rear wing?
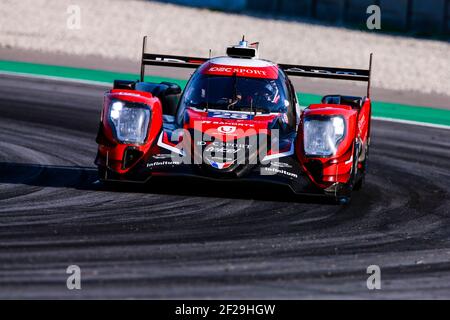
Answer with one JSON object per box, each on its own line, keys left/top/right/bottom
{"left": 279, "top": 53, "right": 373, "bottom": 97}
{"left": 140, "top": 36, "right": 208, "bottom": 82}
{"left": 139, "top": 36, "right": 373, "bottom": 97}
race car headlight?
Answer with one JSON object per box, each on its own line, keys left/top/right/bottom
{"left": 109, "top": 101, "right": 150, "bottom": 144}
{"left": 303, "top": 116, "right": 345, "bottom": 156}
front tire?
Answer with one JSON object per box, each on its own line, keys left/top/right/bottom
{"left": 334, "top": 141, "right": 360, "bottom": 204}
{"left": 354, "top": 141, "right": 369, "bottom": 191}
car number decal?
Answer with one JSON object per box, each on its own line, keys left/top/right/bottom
{"left": 208, "top": 111, "right": 254, "bottom": 120}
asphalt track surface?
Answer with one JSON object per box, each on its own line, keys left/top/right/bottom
{"left": 0, "top": 74, "right": 449, "bottom": 299}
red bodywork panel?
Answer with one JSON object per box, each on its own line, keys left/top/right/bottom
{"left": 296, "top": 99, "right": 371, "bottom": 188}
{"left": 97, "top": 88, "right": 371, "bottom": 189}
{"left": 97, "top": 89, "right": 163, "bottom": 174}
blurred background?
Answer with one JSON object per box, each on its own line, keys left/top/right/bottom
{"left": 160, "top": 0, "right": 450, "bottom": 36}
{"left": 0, "top": 0, "right": 449, "bottom": 99}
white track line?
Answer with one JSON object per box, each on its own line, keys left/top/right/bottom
{"left": 0, "top": 70, "right": 111, "bottom": 87}
{"left": 2, "top": 70, "right": 449, "bottom": 130}
{"left": 372, "top": 117, "right": 450, "bottom": 130}
{"left": 297, "top": 106, "right": 450, "bottom": 130}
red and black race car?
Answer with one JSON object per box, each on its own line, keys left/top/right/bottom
{"left": 95, "top": 36, "right": 373, "bottom": 203}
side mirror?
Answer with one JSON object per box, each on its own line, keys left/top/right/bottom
{"left": 113, "top": 80, "right": 136, "bottom": 90}
{"left": 322, "top": 95, "right": 341, "bottom": 105}
{"left": 161, "top": 82, "right": 182, "bottom": 95}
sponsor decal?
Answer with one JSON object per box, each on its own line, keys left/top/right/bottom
{"left": 200, "top": 140, "right": 251, "bottom": 168}
{"left": 154, "top": 57, "right": 205, "bottom": 64}
{"left": 208, "top": 66, "right": 267, "bottom": 76}
{"left": 152, "top": 154, "right": 172, "bottom": 160}
{"left": 155, "top": 57, "right": 186, "bottom": 63}
{"left": 284, "top": 67, "right": 358, "bottom": 76}
{"left": 201, "top": 120, "right": 255, "bottom": 128}
{"left": 269, "top": 161, "right": 292, "bottom": 168}
{"left": 209, "top": 155, "right": 235, "bottom": 162}
{"left": 358, "top": 114, "right": 366, "bottom": 129}
{"left": 205, "top": 146, "right": 240, "bottom": 154}
{"left": 147, "top": 161, "right": 181, "bottom": 168}
{"left": 217, "top": 126, "right": 237, "bottom": 134}
{"left": 203, "top": 63, "right": 279, "bottom": 79}
{"left": 199, "top": 141, "right": 251, "bottom": 155}
{"left": 208, "top": 111, "right": 254, "bottom": 120}
{"left": 159, "top": 124, "right": 290, "bottom": 170}
{"left": 113, "top": 91, "right": 144, "bottom": 98}
{"left": 196, "top": 141, "right": 251, "bottom": 149}
{"left": 206, "top": 159, "right": 236, "bottom": 170}
{"left": 262, "top": 167, "right": 298, "bottom": 178}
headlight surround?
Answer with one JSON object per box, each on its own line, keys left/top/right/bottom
{"left": 303, "top": 116, "right": 345, "bottom": 156}
{"left": 109, "top": 100, "right": 151, "bottom": 144}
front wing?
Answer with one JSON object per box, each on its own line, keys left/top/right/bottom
{"left": 97, "top": 152, "right": 327, "bottom": 196}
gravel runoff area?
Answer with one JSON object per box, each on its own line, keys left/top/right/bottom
{"left": 0, "top": 0, "right": 449, "bottom": 96}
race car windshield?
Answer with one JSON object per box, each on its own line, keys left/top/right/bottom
{"left": 181, "top": 73, "right": 289, "bottom": 114}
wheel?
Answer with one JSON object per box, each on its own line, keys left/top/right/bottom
{"left": 354, "top": 141, "right": 369, "bottom": 191}
{"left": 349, "top": 141, "right": 360, "bottom": 189}
{"left": 353, "top": 174, "right": 365, "bottom": 191}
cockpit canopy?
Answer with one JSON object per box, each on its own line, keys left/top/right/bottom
{"left": 180, "top": 70, "right": 290, "bottom": 114}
